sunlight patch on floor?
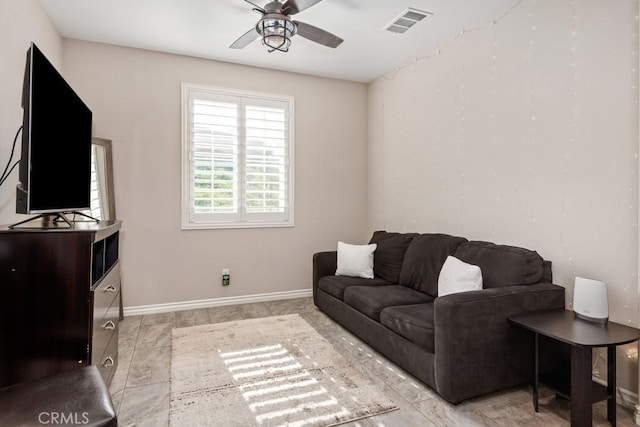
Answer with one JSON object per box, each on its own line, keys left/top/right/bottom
{"left": 219, "top": 342, "right": 349, "bottom": 426}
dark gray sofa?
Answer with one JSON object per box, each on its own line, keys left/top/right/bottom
{"left": 313, "top": 231, "right": 565, "bottom": 403}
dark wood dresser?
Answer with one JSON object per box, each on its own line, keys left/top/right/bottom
{"left": 0, "top": 220, "right": 121, "bottom": 388}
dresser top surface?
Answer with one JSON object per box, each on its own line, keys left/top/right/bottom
{"left": 0, "top": 220, "right": 121, "bottom": 235}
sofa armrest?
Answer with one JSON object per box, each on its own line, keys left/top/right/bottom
{"left": 434, "top": 282, "right": 565, "bottom": 403}
{"left": 313, "top": 251, "right": 337, "bottom": 303}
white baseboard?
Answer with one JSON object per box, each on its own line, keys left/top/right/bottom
{"left": 123, "top": 288, "right": 313, "bottom": 317}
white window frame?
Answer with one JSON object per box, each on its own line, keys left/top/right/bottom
{"left": 181, "top": 83, "right": 294, "bottom": 229}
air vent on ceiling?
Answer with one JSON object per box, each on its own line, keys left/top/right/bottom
{"left": 384, "top": 8, "right": 433, "bottom": 34}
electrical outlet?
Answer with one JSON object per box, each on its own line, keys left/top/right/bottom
{"left": 222, "top": 269, "right": 230, "bottom": 286}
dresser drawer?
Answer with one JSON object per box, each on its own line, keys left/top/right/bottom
{"left": 93, "top": 262, "right": 120, "bottom": 321}
{"left": 91, "top": 296, "right": 119, "bottom": 366}
{"left": 96, "top": 331, "right": 118, "bottom": 385}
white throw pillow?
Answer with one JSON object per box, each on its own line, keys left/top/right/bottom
{"left": 335, "top": 241, "right": 377, "bottom": 279}
{"left": 438, "top": 255, "right": 483, "bottom": 297}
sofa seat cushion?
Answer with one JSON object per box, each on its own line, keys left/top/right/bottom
{"left": 343, "top": 285, "right": 433, "bottom": 321}
{"left": 318, "top": 275, "right": 393, "bottom": 301}
{"left": 380, "top": 303, "right": 435, "bottom": 353}
{"left": 454, "top": 241, "right": 544, "bottom": 288}
{"left": 399, "top": 233, "right": 467, "bottom": 297}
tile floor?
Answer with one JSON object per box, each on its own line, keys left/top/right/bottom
{"left": 110, "top": 297, "right": 637, "bottom": 426}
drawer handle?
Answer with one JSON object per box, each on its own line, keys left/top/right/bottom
{"left": 102, "top": 320, "right": 116, "bottom": 330}
{"left": 104, "top": 285, "right": 117, "bottom": 293}
{"left": 102, "top": 356, "right": 114, "bottom": 368}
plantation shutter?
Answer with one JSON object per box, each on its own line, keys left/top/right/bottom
{"left": 188, "top": 90, "right": 240, "bottom": 223}
{"left": 184, "top": 85, "right": 292, "bottom": 227}
{"left": 243, "top": 98, "right": 289, "bottom": 222}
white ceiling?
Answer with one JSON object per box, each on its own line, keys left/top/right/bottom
{"left": 38, "top": 0, "right": 513, "bottom": 83}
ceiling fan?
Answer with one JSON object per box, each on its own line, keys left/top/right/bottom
{"left": 230, "top": 0, "right": 344, "bottom": 53}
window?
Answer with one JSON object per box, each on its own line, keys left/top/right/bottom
{"left": 182, "top": 83, "right": 294, "bottom": 229}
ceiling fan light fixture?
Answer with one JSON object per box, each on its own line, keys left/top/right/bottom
{"left": 230, "top": 0, "right": 342, "bottom": 51}
{"left": 256, "top": 15, "right": 297, "bottom": 52}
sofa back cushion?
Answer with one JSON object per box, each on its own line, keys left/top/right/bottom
{"left": 368, "top": 231, "right": 417, "bottom": 282}
{"left": 454, "top": 241, "right": 544, "bottom": 288}
{"left": 398, "top": 234, "right": 467, "bottom": 297}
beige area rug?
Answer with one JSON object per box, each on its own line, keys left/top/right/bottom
{"left": 170, "top": 314, "right": 398, "bottom": 427}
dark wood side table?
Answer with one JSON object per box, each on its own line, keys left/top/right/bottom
{"left": 510, "top": 309, "right": 640, "bottom": 427}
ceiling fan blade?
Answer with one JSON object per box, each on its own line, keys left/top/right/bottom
{"left": 294, "top": 21, "right": 343, "bottom": 48}
{"left": 244, "top": 0, "right": 266, "bottom": 13}
{"left": 230, "top": 28, "right": 260, "bottom": 49}
{"left": 282, "top": 0, "right": 323, "bottom": 15}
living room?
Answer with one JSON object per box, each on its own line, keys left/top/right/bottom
{"left": 1, "top": 0, "right": 639, "bottom": 425}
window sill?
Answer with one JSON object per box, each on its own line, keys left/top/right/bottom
{"left": 181, "top": 221, "right": 295, "bottom": 230}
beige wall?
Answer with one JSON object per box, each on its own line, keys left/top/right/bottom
{"left": 0, "top": 0, "right": 62, "bottom": 223}
{"left": 61, "top": 40, "right": 369, "bottom": 308}
{"left": 369, "top": 0, "right": 639, "bottom": 392}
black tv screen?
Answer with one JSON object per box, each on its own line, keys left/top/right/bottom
{"left": 16, "top": 42, "right": 92, "bottom": 214}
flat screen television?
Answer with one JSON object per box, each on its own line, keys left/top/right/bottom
{"left": 16, "top": 42, "right": 92, "bottom": 215}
